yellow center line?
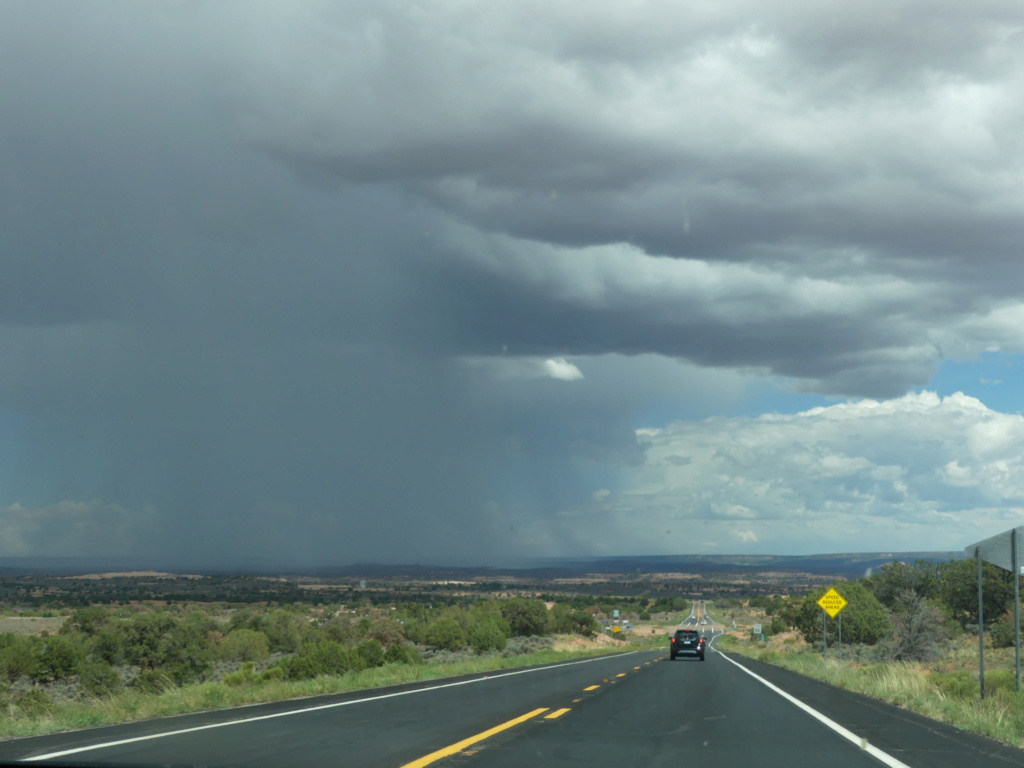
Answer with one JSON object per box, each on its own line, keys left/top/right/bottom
{"left": 544, "top": 708, "right": 571, "bottom": 720}
{"left": 583, "top": 685, "right": 600, "bottom": 691}
{"left": 399, "top": 708, "right": 549, "bottom": 768}
{"left": 633, "top": 666, "right": 641, "bottom": 670}
{"left": 615, "top": 673, "right": 626, "bottom": 678}
{"left": 572, "top": 698, "right": 582, "bottom": 703}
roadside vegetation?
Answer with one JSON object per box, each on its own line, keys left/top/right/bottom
{"left": 0, "top": 596, "right": 662, "bottom": 740}
{"left": 720, "top": 559, "right": 1024, "bottom": 748}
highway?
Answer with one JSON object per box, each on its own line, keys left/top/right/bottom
{"left": 3, "top": 627, "right": 1023, "bottom": 766}
{"left": 681, "top": 598, "right": 712, "bottom": 627}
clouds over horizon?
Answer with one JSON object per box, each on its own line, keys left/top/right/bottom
{"left": 596, "top": 391, "right": 1024, "bottom": 554}
{"left": 3, "top": 2, "right": 1024, "bottom": 564}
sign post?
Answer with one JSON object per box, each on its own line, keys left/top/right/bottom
{"left": 816, "top": 587, "right": 848, "bottom": 660}
{"left": 978, "top": 546, "right": 985, "bottom": 700}
{"left": 965, "top": 526, "right": 1024, "bottom": 696}
{"left": 1014, "top": 534, "right": 1021, "bottom": 694}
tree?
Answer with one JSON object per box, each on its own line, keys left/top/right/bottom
{"left": 0, "top": 634, "right": 39, "bottom": 683}
{"left": 31, "top": 633, "right": 85, "bottom": 683}
{"left": 937, "top": 558, "right": 1014, "bottom": 628}
{"left": 550, "top": 604, "right": 598, "bottom": 637}
{"left": 122, "top": 612, "right": 213, "bottom": 684}
{"left": 468, "top": 618, "right": 508, "bottom": 653}
{"left": 219, "top": 629, "right": 270, "bottom": 662}
{"left": 880, "top": 591, "right": 948, "bottom": 661}
{"left": 426, "top": 617, "right": 468, "bottom": 651}
{"left": 61, "top": 607, "right": 113, "bottom": 636}
{"left": 324, "top": 615, "right": 362, "bottom": 645}
{"left": 123, "top": 613, "right": 178, "bottom": 670}
{"left": 92, "top": 626, "right": 127, "bottom": 665}
{"left": 263, "top": 610, "right": 307, "bottom": 653}
{"left": 864, "top": 561, "right": 940, "bottom": 609}
{"left": 792, "top": 582, "right": 890, "bottom": 645}
{"left": 356, "top": 640, "right": 385, "bottom": 668}
{"left": 367, "top": 617, "right": 406, "bottom": 648}
{"left": 500, "top": 599, "right": 551, "bottom": 637}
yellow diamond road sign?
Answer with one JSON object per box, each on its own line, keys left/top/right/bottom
{"left": 817, "top": 587, "right": 848, "bottom": 618}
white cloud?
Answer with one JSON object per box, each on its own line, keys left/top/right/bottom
{"left": 614, "top": 391, "right": 1024, "bottom": 552}
{"left": 543, "top": 357, "right": 584, "bottom": 381}
{"left": 543, "top": 391, "right": 1024, "bottom": 554}
{"left": 458, "top": 355, "right": 583, "bottom": 381}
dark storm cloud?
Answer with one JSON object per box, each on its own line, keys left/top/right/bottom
{"left": 215, "top": 0, "right": 1024, "bottom": 396}
{"left": 3, "top": 1, "right": 1024, "bottom": 564}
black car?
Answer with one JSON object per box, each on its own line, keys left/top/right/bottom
{"left": 670, "top": 629, "right": 705, "bottom": 661}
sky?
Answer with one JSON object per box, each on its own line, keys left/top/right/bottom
{"left": 2, "top": 1, "right": 1024, "bottom": 567}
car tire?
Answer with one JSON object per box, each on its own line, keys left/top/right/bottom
{"left": 670, "top": 654, "right": 676, "bottom": 660}
{"left": 699, "top": 654, "right": 705, "bottom": 661}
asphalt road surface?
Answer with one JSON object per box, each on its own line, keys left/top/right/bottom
{"left": 3, "top": 638, "right": 1023, "bottom": 768}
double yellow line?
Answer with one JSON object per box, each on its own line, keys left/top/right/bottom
{"left": 400, "top": 661, "right": 650, "bottom": 767}
{"left": 400, "top": 707, "right": 554, "bottom": 768}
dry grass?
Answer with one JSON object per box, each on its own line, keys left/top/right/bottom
{"left": 0, "top": 618, "right": 65, "bottom": 636}
{"left": 721, "top": 632, "right": 1024, "bottom": 748}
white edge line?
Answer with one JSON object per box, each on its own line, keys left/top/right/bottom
{"left": 708, "top": 636, "right": 910, "bottom": 768}
{"left": 23, "top": 652, "right": 638, "bottom": 762}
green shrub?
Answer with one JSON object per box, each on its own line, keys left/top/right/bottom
{"left": 0, "top": 635, "right": 39, "bottom": 683}
{"left": 223, "top": 671, "right": 246, "bottom": 687}
{"left": 426, "top": 618, "right": 468, "bottom": 651}
{"left": 78, "top": 660, "right": 121, "bottom": 696}
{"left": 367, "top": 617, "right": 407, "bottom": 647}
{"left": 468, "top": 619, "right": 508, "bottom": 653}
{"left": 502, "top": 636, "right": 553, "bottom": 657}
{"left": 92, "top": 628, "right": 126, "bottom": 665}
{"left": 34, "top": 634, "right": 85, "bottom": 682}
{"left": 356, "top": 640, "right": 385, "bottom": 668}
{"left": 988, "top": 612, "right": 1021, "bottom": 649}
{"left": 792, "top": 582, "right": 890, "bottom": 645}
{"left": 400, "top": 619, "right": 428, "bottom": 645}
{"left": 16, "top": 689, "right": 51, "bottom": 716}
{"left": 134, "top": 669, "right": 176, "bottom": 693}
{"left": 263, "top": 610, "right": 307, "bottom": 653}
{"left": 61, "top": 607, "right": 113, "bottom": 636}
{"left": 548, "top": 605, "right": 597, "bottom": 637}
{"left": 384, "top": 644, "right": 423, "bottom": 665}
{"left": 220, "top": 629, "right": 270, "bottom": 662}
{"left": 984, "top": 669, "right": 1017, "bottom": 694}
{"left": 929, "top": 670, "right": 977, "bottom": 700}
{"left": 224, "top": 662, "right": 259, "bottom": 687}
{"left": 280, "top": 641, "right": 359, "bottom": 680}
{"left": 260, "top": 666, "right": 285, "bottom": 682}
{"left": 500, "top": 599, "right": 551, "bottom": 637}
{"left": 324, "top": 616, "right": 362, "bottom": 645}
{"left": 123, "top": 613, "right": 213, "bottom": 684}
